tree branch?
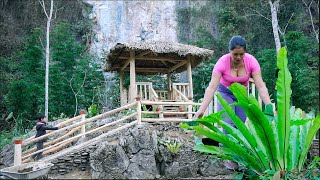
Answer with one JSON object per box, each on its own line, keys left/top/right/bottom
{"left": 301, "top": 0, "right": 319, "bottom": 43}
{"left": 244, "top": 7, "right": 272, "bottom": 21}
{"left": 38, "top": 0, "right": 48, "bottom": 18}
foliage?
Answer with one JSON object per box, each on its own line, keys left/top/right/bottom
{"left": 180, "top": 47, "right": 320, "bottom": 177}
{"left": 158, "top": 138, "right": 183, "bottom": 155}
{"left": 1, "top": 22, "right": 105, "bottom": 141}
{"left": 179, "top": 1, "right": 319, "bottom": 114}
{"left": 88, "top": 104, "right": 98, "bottom": 118}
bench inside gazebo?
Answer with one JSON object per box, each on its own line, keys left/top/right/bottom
{"left": 104, "top": 41, "right": 215, "bottom": 120}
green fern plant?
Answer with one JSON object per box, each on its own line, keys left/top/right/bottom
{"left": 180, "top": 47, "right": 320, "bottom": 177}
{"left": 159, "top": 138, "right": 183, "bottom": 155}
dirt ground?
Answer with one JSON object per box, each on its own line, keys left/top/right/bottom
{"left": 49, "top": 170, "right": 91, "bottom": 179}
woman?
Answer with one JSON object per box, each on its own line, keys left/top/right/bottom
{"left": 195, "top": 36, "right": 272, "bottom": 169}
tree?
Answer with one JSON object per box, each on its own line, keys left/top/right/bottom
{"left": 39, "top": 0, "right": 53, "bottom": 118}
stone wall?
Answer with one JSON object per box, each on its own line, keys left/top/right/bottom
{"left": 49, "top": 144, "right": 97, "bottom": 175}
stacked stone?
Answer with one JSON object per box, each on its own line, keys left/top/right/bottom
{"left": 49, "top": 144, "right": 97, "bottom": 175}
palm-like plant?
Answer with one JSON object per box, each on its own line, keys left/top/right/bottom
{"left": 180, "top": 47, "right": 320, "bottom": 177}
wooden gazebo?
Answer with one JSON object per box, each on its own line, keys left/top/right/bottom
{"left": 103, "top": 41, "right": 215, "bottom": 106}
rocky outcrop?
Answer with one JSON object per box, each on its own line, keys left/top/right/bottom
{"left": 0, "top": 144, "right": 14, "bottom": 166}
{"left": 90, "top": 124, "right": 158, "bottom": 179}
{"left": 89, "top": 123, "right": 229, "bottom": 179}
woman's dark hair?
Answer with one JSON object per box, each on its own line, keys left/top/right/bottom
{"left": 36, "top": 114, "right": 46, "bottom": 121}
{"left": 229, "top": 35, "right": 246, "bottom": 50}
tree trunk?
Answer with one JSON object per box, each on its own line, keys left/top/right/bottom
{"left": 269, "top": 0, "right": 281, "bottom": 54}
{"left": 44, "top": 0, "right": 53, "bottom": 118}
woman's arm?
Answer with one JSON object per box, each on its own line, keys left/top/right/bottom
{"left": 195, "top": 73, "right": 221, "bottom": 118}
{"left": 252, "top": 71, "right": 272, "bottom": 105}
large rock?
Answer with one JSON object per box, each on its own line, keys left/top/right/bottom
{"left": 0, "top": 144, "right": 13, "bottom": 166}
{"left": 89, "top": 123, "right": 230, "bottom": 179}
{"left": 198, "top": 157, "right": 229, "bottom": 177}
{"left": 90, "top": 123, "right": 159, "bottom": 179}
{"left": 158, "top": 143, "right": 203, "bottom": 178}
{"left": 90, "top": 143, "right": 129, "bottom": 179}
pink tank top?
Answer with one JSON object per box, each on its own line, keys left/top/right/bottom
{"left": 212, "top": 53, "right": 260, "bottom": 87}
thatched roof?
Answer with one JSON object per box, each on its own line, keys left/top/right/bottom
{"left": 103, "top": 41, "right": 214, "bottom": 74}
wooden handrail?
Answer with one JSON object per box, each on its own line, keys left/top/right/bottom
{"left": 141, "top": 100, "right": 201, "bottom": 106}
{"left": 173, "top": 87, "right": 189, "bottom": 101}
{"left": 22, "top": 112, "right": 137, "bottom": 159}
{"left": 172, "top": 83, "right": 189, "bottom": 86}
{"left": 22, "top": 126, "right": 81, "bottom": 156}
{"left": 23, "top": 115, "right": 82, "bottom": 143}
{"left": 150, "top": 87, "right": 159, "bottom": 100}
{"left": 22, "top": 102, "right": 137, "bottom": 147}
{"left": 142, "top": 118, "right": 192, "bottom": 122}
{"left": 41, "top": 120, "right": 138, "bottom": 162}
{"left": 142, "top": 111, "right": 196, "bottom": 115}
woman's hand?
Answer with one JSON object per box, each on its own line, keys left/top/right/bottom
{"left": 194, "top": 110, "right": 204, "bottom": 119}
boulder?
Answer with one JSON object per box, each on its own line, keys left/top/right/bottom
{"left": 90, "top": 143, "right": 129, "bottom": 179}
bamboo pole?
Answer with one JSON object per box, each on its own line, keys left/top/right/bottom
{"left": 187, "top": 55, "right": 193, "bottom": 99}
{"left": 214, "top": 93, "right": 218, "bottom": 113}
{"left": 137, "top": 101, "right": 142, "bottom": 124}
{"left": 167, "top": 72, "right": 171, "bottom": 99}
{"left": 80, "top": 110, "right": 86, "bottom": 135}
{"left": 129, "top": 50, "right": 136, "bottom": 102}
{"left": 120, "top": 70, "right": 124, "bottom": 106}
{"left": 43, "top": 137, "right": 78, "bottom": 155}
{"left": 23, "top": 113, "right": 137, "bottom": 160}
{"left": 23, "top": 115, "right": 82, "bottom": 143}
{"left": 159, "top": 105, "right": 164, "bottom": 118}
{"left": 42, "top": 120, "right": 138, "bottom": 163}
{"left": 172, "top": 87, "right": 189, "bottom": 101}
{"left": 142, "top": 111, "right": 196, "bottom": 115}
{"left": 22, "top": 102, "right": 137, "bottom": 147}
{"left": 142, "top": 118, "right": 192, "bottom": 122}
{"left": 141, "top": 100, "right": 201, "bottom": 106}
{"left": 14, "top": 140, "right": 22, "bottom": 166}
{"left": 23, "top": 126, "right": 81, "bottom": 156}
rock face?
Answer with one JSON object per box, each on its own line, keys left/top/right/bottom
{"left": 89, "top": 123, "right": 229, "bottom": 179}
{"left": 0, "top": 144, "right": 14, "bottom": 166}
{"left": 90, "top": 124, "right": 158, "bottom": 179}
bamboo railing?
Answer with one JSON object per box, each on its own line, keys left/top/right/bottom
{"left": 172, "top": 83, "right": 190, "bottom": 99}
{"left": 15, "top": 102, "right": 138, "bottom": 165}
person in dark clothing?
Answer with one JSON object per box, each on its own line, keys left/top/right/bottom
{"left": 32, "top": 114, "right": 59, "bottom": 160}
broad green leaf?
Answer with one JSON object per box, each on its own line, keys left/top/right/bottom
{"left": 193, "top": 126, "right": 263, "bottom": 172}
{"left": 287, "top": 108, "right": 302, "bottom": 171}
{"left": 299, "top": 119, "right": 312, "bottom": 161}
{"left": 243, "top": 103, "right": 279, "bottom": 170}
{"left": 229, "top": 83, "right": 261, "bottom": 110}
{"left": 179, "top": 123, "right": 191, "bottom": 129}
{"left": 290, "top": 119, "right": 314, "bottom": 126}
{"left": 286, "top": 122, "right": 300, "bottom": 171}
{"left": 298, "top": 115, "right": 320, "bottom": 171}
{"left": 216, "top": 93, "right": 257, "bottom": 148}
{"left": 276, "top": 47, "right": 292, "bottom": 169}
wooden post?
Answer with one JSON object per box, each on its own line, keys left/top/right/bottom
{"left": 167, "top": 72, "right": 172, "bottom": 99}
{"left": 214, "top": 93, "right": 218, "bottom": 113}
{"left": 129, "top": 51, "right": 136, "bottom": 102}
{"left": 187, "top": 55, "right": 193, "bottom": 99}
{"left": 120, "top": 71, "right": 124, "bottom": 106}
{"left": 187, "top": 97, "right": 193, "bottom": 119}
{"left": 136, "top": 98, "right": 142, "bottom": 124}
{"left": 159, "top": 105, "right": 164, "bottom": 119}
{"left": 79, "top": 110, "right": 86, "bottom": 135}
{"left": 14, "top": 139, "right": 22, "bottom": 166}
